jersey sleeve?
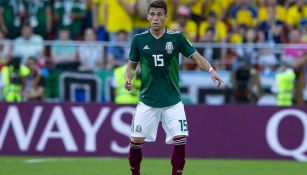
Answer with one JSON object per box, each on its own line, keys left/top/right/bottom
{"left": 179, "top": 33, "right": 196, "bottom": 58}
{"left": 129, "top": 36, "right": 140, "bottom": 62}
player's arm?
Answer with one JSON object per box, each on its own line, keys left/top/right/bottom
{"left": 118, "top": 0, "right": 135, "bottom": 15}
{"left": 125, "top": 61, "right": 138, "bottom": 91}
{"left": 126, "top": 35, "right": 139, "bottom": 91}
{"left": 190, "top": 52, "right": 224, "bottom": 87}
{"left": 292, "top": 54, "right": 307, "bottom": 69}
{"left": 92, "top": 1, "right": 99, "bottom": 30}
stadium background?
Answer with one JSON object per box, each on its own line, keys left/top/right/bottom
{"left": 0, "top": 0, "right": 307, "bottom": 174}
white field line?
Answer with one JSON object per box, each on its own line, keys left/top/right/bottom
{"left": 25, "top": 158, "right": 59, "bottom": 164}
{"left": 24, "top": 157, "right": 118, "bottom": 164}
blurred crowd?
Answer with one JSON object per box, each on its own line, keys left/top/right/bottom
{"left": 0, "top": 0, "right": 306, "bottom": 104}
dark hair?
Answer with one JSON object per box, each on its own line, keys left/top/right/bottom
{"left": 206, "top": 27, "right": 215, "bottom": 33}
{"left": 22, "top": 19, "right": 33, "bottom": 28}
{"left": 117, "top": 30, "right": 128, "bottom": 35}
{"left": 148, "top": 0, "right": 167, "bottom": 15}
{"left": 8, "top": 56, "right": 21, "bottom": 69}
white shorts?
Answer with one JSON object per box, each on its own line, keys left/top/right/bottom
{"left": 130, "top": 101, "right": 189, "bottom": 144}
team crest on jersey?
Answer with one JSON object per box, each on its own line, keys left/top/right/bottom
{"left": 135, "top": 125, "right": 142, "bottom": 132}
{"left": 165, "top": 42, "right": 173, "bottom": 54}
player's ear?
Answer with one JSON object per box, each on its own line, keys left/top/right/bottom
{"left": 147, "top": 14, "right": 150, "bottom": 21}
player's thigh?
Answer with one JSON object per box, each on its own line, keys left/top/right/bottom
{"left": 131, "top": 102, "right": 161, "bottom": 139}
{"left": 162, "top": 102, "right": 188, "bottom": 137}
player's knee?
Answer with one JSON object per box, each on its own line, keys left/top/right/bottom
{"left": 130, "top": 137, "right": 145, "bottom": 144}
{"left": 173, "top": 135, "right": 187, "bottom": 145}
{"left": 130, "top": 137, "right": 145, "bottom": 150}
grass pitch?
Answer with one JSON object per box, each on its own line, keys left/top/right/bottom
{"left": 0, "top": 156, "right": 306, "bottom": 175}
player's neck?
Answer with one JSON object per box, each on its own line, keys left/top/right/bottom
{"left": 150, "top": 27, "right": 165, "bottom": 39}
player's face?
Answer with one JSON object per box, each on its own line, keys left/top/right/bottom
{"left": 147, "top": 8, "right": 167, "bottom": 31}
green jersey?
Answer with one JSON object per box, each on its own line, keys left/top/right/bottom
{"left": 24, "top": 0, "right": 51, "bottom": 37}
{"left": 0, "top": 0, "right": 23, "bottom": 39}
{"left": 129, "top": 29, "right": 196, "bottom": 108}
{"left": 53, "top": 0, "right": 86, "bottom": 37}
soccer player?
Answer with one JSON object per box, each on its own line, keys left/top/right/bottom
{"left": 125, "top": 1, "right": 223, "bottom": 175}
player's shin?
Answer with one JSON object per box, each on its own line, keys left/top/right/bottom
{"left": 171, "top": 136, "right": 187, "bottom": 175}
{"left": 129, "top": 141, "right": 143, "bottom": 175}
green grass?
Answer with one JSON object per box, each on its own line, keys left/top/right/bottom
{"left": 0, "top": 156, "right": 306, "bottom": 175}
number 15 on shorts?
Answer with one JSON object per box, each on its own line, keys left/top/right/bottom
{"left": 178, "top": 120, "right": 188, "bottom": 131}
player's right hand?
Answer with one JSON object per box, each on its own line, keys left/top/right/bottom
{"left": 125, "top": 80, "right": 133, "bottom": 91}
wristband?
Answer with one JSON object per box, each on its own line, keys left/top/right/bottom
{"left": 208, "top": 67, "right": 214, "bottom": 73}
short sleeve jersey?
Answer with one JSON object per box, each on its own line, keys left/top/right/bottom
{"left": 0, "top": 0, "right": 23, "bottom": 38}
{"left": 230, "top": 5, "right": 258, "bottom": 27}
{"left": 199, "top": 20, "right": 227, "bottom": 42}
{"left": 24, "top": 0, "right": 51, "bottom": 36}
{"left": 53, "top": 0, "right": 86, "bottom": 36}
{"left": 104, "top": 0, "right": 134, "bottom": 32}
{"left": 92, "top": 0, "right": 105, "bottom": 25}
{"left": 129, "top": 29, "right": 196, "bottom": 108}
{"left": 286, "top": 5, "right": 307, "bottom": 27}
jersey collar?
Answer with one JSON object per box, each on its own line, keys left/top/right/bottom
{"left": 149, "top": 28, "right": 166, "bottom": 39}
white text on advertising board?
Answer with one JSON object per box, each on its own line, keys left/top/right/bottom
{"left": 0, "top": 105, "right": 134, "bottom": 154}
{"left": 266, "top": 109, "right": 307, "bottom": 162}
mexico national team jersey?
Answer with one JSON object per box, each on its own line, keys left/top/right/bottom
{"left": 129, "top": 29, "right": 196, "bottom": 108}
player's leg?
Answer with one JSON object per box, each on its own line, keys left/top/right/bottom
{"left": 161, "top": 102, "right": 188, "bottom": 175}
{"left": 171, "top": 135, "right": 187, "bottom": 175}
{"left": 129, "top": 137, "right": 145, "bottom": 175}
{"left": 129, "top": 102, "right": 161, "bottom": 175}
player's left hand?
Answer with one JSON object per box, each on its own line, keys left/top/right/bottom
{"left": 210, "top": 69, "right": 224, "bottom": 88}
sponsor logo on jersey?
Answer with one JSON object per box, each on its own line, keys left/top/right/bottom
{"left": 143, "top": 45, "right": 150, "bottom": 50}
{"left": 165, "top": 42, "right": 173, "bottom": 54}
